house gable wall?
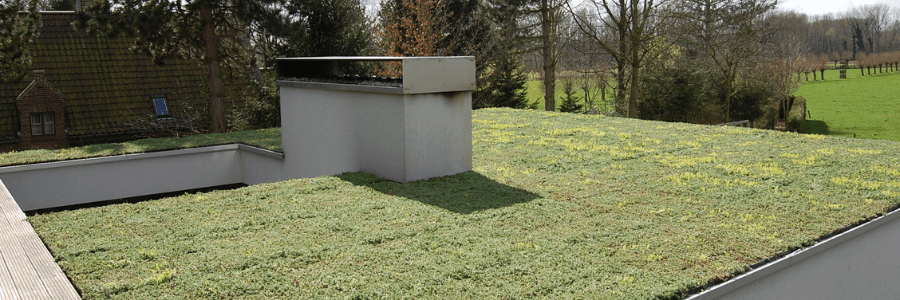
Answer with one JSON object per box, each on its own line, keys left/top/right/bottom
{"left": 13, "top": 72, "right": 68, "bottom": 150}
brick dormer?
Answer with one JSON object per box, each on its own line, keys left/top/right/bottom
{"left": 16, "top": 70, "right": 68, "bottom": 150}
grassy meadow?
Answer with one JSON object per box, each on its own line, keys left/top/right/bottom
{"left": 525, "top": 73, "right": 615, "bottom": 112}
{"left": 794, "top": 68, "right": 900, "bottom": 141}
{"left": 28, "top": 108, "right": 900, "bottom": 299}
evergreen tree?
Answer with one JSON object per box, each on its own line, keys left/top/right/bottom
{"left": 0, "top": 0, "right": 40, "bottom": 83}
{"left": 475, "top": 0, "right": 532, "bottom": 109}
{"left": 558, "top": 80, "right": 583, "bottom": 113}
{"left": 476, "top": 55, "right": 530, "bottom": 109}
{"left": 78, "top": 0, "right": 283, "bottom": 132}
{"left": 273, "top": 0, "right": 371, "bottom": 60}
{"left": 77, "top": 0, "right": 371, "bottom": 131}
{"left": 244, "top": 0, "right": 371, "bottom": 129}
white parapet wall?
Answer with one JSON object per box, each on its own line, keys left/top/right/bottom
{"left": 0, "top": 144, "right": 284, "bottom": 211}
{"left": 276, "top": 56, "right": 474, "bottom": 183}
{"left": 688, "top": 207, "right": 900, "bottom": 300}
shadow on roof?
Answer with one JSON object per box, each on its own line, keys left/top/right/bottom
{"left": 336, "top": 171, "right": 541, "bottom": 214}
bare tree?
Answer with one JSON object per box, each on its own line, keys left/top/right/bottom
{"left": 752, "top": 12, "right": 806, "bottom": 129}
{"left": 678, "top": 0, "right": 776, "bottom": 122}
{"left": 539, "top": 0, "right": 560, "bottom": 111}
{"left": 852, "top": 4, "right": 893, "bottom": 53}
{"left": 568, "top": 0, "right": 673, "bottom": 118}
{"left": 578, "top": 64, "right": 613, "bottom": 114}
{"left": 494, "top": 0, "right": 569, "bottom": 111}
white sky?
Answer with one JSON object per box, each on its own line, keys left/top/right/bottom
{"left": 362, "top": 0, "right": 896, "bottom": 20}
{"left": 776, "top": 0, "right": 897, "bottom": 17}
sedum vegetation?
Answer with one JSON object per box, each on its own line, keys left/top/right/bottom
{"left": 29, "top": 109, "right": 900, "bottom": 299}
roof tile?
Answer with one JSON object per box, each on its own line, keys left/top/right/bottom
{"left": 0, "top": 12, "right": 228, "bottom": 141}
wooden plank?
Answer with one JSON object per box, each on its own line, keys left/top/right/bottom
{"left": 0, "top": 181, "right": 23, "bottom": 297}
{"left": 0, "top": 215, "right": 49, "bottom": 300}
{"left": 17, "top": 221, "right": 80, "bottom": 299}
{"left": 0, "top": 180, "right": 80, "bottom": 300}
{"left": 0, "top": 183, "right": 49, "bottom": 300}
{"left": 0, "top": 246, "right": 23, "bottom": 300}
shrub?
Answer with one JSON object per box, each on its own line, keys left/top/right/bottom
{"left": 640, "top": 54, "right": 777, "bottom": 125}
{"left": 786, "top": 96, "right": 807, "bottom": 132}
{"left": 638, "top": 57, "right": 724, "bottom": 123}
{"left": 558, "top": 78, "right": 583, "bottom": 113}
{"left": 730, "top": 71, "right": 776, "bottom": 123}
{"left": 474, "top": 55, "right": 531, "bottom": 109}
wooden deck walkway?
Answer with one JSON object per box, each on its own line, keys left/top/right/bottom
{"left": 0, "top": 180, "right": 80, "bottom": 300}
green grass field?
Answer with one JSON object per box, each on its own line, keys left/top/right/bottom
{"left": 525, "top": 74, "right": 615, "bottom": 112}
{"left": 794, "top": 68, "right": 900, "bottom": 141}
{"left": 28, "top": 109, "right": 900, "bottom": 299}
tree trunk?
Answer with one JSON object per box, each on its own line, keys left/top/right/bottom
{"left": 614, "top": 0, "right": 628, "bottom": 116}
{"left": 540, "top": 0, "right": 555, "bottom": 111}
{"left": 627, "top": 0, "right": 639, "bottom": 119}
{"left": 615, "top": 63, "right": 627, "bottom": 116}
{"left": 860, "top": 66, "right": 864, "bottom": 76}
{"left": 820, "top": 69, "right": 825, "bottom": 80}
{"left": 600, "top": 86, "right": 607, "bottom": 112}
{"left": 201, "top": 1, "right": 226, "bottom": 133}
{"left": 628, "top": 61, "right": 639, "bottom": 118}
{"left": 813, "top": 71, "right": 817, "bottom": 81}
{"left": 725, "top": 70, "right": 736, "bottom": 123}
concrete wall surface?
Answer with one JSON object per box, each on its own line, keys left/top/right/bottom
{"left": 689, "top": 208, "right": 900, "bottom": 300}
{"left": 238, "top": 144, "right": 287, "bottom": 185}
{"left": 0, "top": 145, "right": 279, "bottom": 211}
{"left": 279, "top": 87, "right": 403, "bottom": 181}
{"left": 401, "top": 57, "right": 476, "bottom": 94}
{"left": 278, "top": 84, "right": 473, "bottom": 183}
{"left": 277, "top": 56, "right": 474, "bottom": 183}
{"left": 402, "top": 92, "right": 472, "bottom": 182}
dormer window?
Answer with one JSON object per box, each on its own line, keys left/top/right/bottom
{"left": 152, "top": 94, "right": 170, "bottom": 117}
{"left": 31, "top": 112, "right": 55, "bottom": 136}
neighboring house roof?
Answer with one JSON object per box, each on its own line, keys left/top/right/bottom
{"left": 0, "top": 11, "right": 210, "bottom": 143}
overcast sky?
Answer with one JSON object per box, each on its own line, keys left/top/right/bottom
{"left": 361, "top": 0, "right": 897, "bottom": 19}
{"left": 776, "top": 0, "right": 897, "bottom": 16}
